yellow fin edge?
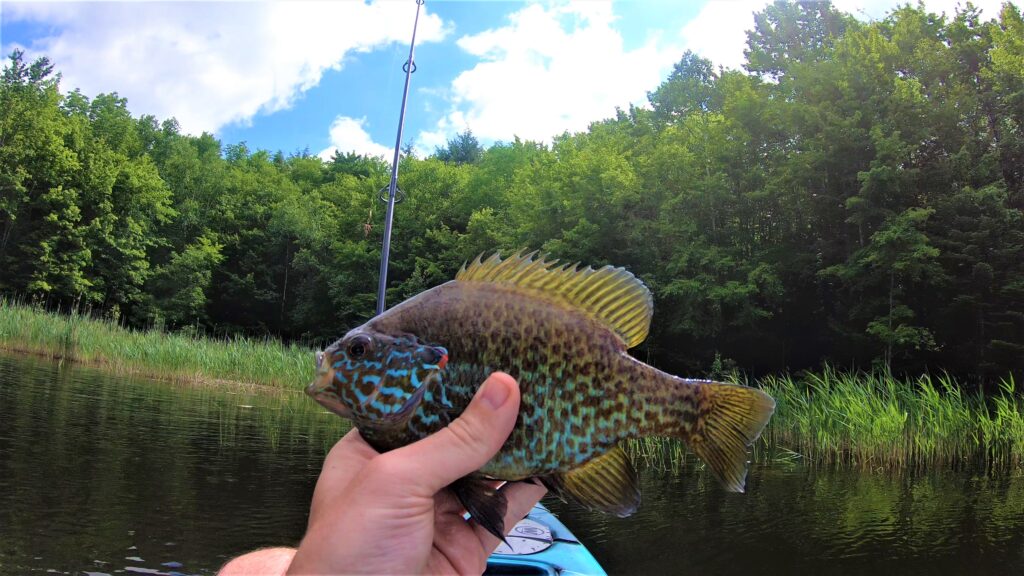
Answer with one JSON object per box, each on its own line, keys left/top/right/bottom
{"left": 456, "top": 251, "right": 653, "bottom": 348}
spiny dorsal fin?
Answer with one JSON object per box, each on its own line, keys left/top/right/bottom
{"left": 456, "top": 251, "right": 653, "bottom": 348}
{"left": 540, "top": 445, "right": 640, "bottom": 517}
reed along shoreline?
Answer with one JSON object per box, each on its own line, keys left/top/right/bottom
{"left": 2, "top": 299, "right": 1021, "bottom": 470}
{"left": 0, "top": 298, "right": 313, "bottom": 390}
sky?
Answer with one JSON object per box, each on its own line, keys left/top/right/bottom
{"left": 0, "top": 0, "right": 1010, "bottom": 161}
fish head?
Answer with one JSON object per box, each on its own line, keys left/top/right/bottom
{"left": 306, "top": 328, "right": 448, "bottom": 427}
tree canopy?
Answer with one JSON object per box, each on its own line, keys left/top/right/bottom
{"left": 2, "top": 1, "right": 1022, "bottom": 382}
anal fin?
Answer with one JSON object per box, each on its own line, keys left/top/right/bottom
{"left": 541, "top": 445, "right": 640, "bottom": 517}
{"left": 451, "top": 474, "right": 509, "bottom": 543}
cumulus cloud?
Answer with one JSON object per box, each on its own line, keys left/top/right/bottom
{"left": 318, "top": 116, "right": 393, "bottom": 161}
{"left": 680, "top": 1, "right": 769, "bottom": 71}
{"left": 4, "top": 1, "right": 447, "bottom": 135}
{"left": 415, "top": 1, "right": 679, "bottom": 149}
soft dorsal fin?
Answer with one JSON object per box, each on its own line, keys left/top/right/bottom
{"left": 456, "top": 251, "right": 653, "bottom": 348}
{"left": 540, "top": 445, "right": 641, "bottom": 517}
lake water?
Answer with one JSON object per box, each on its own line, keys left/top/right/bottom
{"left": 1, "top": 352, "right": 1022, "bottom": 575}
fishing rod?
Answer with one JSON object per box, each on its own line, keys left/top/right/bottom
{"left": 376, "top": 0, "right": 425, "bottom": 316}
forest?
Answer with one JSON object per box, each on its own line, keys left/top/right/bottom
{"left": 1, "top": 1, "right": 1022, "bottom": 381}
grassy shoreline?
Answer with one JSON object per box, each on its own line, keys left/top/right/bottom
{"left": 0, "top": 298, "right": 314, "bottom": 390}
{"left": 2, "top": 299, "right": 1021, "bottom": 469}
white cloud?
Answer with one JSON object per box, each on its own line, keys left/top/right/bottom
{"left": 4, "top": 1, "right": 448, "bottom": 136}
{"left": 681, "top": 0, "right": 1009, "bottom": 72}
{"left": 318, "top": 116, "right": 393, "bottom": 161}
{"left": 681, "top": 1, "right": 769, "bottom": 71}
{"left": 416, "top": 2, "right": 679, "bottom": 149}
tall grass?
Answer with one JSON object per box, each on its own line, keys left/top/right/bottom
{"left": 2, "top": 299, "right": 1022, "bottom": 469}
{"left": 626, "top": 368, "right": 1023, "bottom": 471}
{"left": 758, "top": 367, "right": 1024, "bottom": 470}
{"left": 0, "top": 298, "right": 314, "bottom": 389}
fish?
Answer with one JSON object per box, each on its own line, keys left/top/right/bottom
{"left": 307, "top": 251, "right": 775, "bottom": 540}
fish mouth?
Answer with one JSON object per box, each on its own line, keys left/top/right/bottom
{"left": 306, "top": 367, "right": 354, "bottom": 419}
{"left": 305, "top": 344, "right": 446, "bottom": 424}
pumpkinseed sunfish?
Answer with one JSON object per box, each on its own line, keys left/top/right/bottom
{"left": 307, "top": 252, "right": 775, "bottom": 540}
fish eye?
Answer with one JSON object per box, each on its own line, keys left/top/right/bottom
{"left": 348, "top": 335, "right": 372, "bottom": 359}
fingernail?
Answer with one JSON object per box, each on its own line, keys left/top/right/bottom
{"left": 481, "top": 375, "right": 511, "bottom": 410}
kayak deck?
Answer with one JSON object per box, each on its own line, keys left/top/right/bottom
{"left": 486, "top": 503, "right": 606, "bottom": 576}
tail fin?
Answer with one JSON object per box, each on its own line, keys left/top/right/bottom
{"left": 682, "top": 381, "right": 775, "bottom": 492}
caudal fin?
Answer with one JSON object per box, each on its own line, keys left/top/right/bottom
{"left": 684, "top": 382, "right": 775, "bottom": 492}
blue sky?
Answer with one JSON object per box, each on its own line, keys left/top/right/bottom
{"left": 1, "top": 1, "right": 1007, "bottom": 160}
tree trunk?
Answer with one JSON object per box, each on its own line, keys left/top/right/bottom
{"left": 886, "top": 268, "right": 894, "bottom": 369}
{"left": 280, "top": 244, "right": 290, "bottom": 328}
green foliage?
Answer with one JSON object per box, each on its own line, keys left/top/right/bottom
{"left": 984, "top": 4, "right": 1024, "bottom": 203}
{"left": 0, "top": 50, "right": 173, "bottom": 317}
{"left": 745, "top": 0, "right": 852, "bottom": 77}
{"left": 823, "top": 207, "right": 944, "bottom": 367}
{"left": 433, "top": 129, "right": 484, "bottom": 165}
{"left": 647, "top": 51, "right": 719, "bottom": 124}
{"left": 1, "top": 2, "right": 1023, "bottom": 381}
{"left": 148, "top": 234, "right": 224, "bottom": 325}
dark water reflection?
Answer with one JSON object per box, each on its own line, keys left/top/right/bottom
{"left": 546, "top": 465, "right": 1024, "bottom": 575}
{"left": 1, "top": 353, "right": 1022, "bottom": 575}
{"left": 0, "top": 353, "right": 346, "bottom": 575}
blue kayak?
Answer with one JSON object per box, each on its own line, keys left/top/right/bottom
{"left": 486, "top": 504, "right": 606, "bottom": 576}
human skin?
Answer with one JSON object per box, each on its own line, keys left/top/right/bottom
{"left": 219, "top": 372, "right": 547, "bottom": 575}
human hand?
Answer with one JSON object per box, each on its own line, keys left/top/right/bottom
{"left": 221, "top": 372, "right": 547, "bottom": 575}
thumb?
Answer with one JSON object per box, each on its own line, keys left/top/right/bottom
{"left": 388, "top": 372, "right": 520, "bottom": 495}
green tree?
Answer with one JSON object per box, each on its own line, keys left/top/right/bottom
{"left": 746, "top": 0, "right": 852, "bottom": 77}
{"left": 647, "top": 51, "right": 719, "bottom": 125}
{"left": 0, "top": 50, "right": 90, "bottom": 301}
{"left": 434, "top": 129, "right": 484, "bottom": 165}
{"left": 982, "top": 4, "right": 1024, "bottom": 205}
{"left": 147, "top": 235, "right": 224, "bottom": 325}
{"left": 2, "top": 3, "right": 1022, "bottom": 380}
{"left": 823, "top": 208, "right": 944, "bottom": 368}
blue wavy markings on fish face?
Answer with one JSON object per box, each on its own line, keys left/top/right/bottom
{"left": 306, "top": 328, "right": 449, "bottom": 429}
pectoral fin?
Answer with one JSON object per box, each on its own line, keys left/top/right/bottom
{"left": 451, "top": 474, "right": 509, "bottom": 543}
{"left": 541, "top": 445, "right": 640, "bottom": 517}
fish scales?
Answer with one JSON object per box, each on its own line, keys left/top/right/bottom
{"left": 371, "top": 280, "right": 643, "bottom": 478}
{"left": 307, "top": 251, "right": 775, "bottom": 541}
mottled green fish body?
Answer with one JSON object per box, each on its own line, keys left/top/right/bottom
{"left": 308, "top": 252, "right": 775, "bottom": 538}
